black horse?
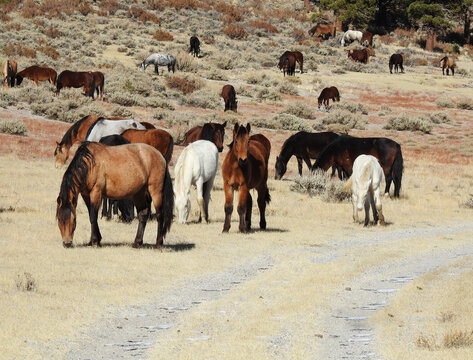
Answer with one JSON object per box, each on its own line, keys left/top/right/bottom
{"left": 389, "top": 54, "right": 404, "bottom": 74}
{"left": 99, "top": 135, "right": 135, "bottom": 222}
{"left": 275, "top": 131, "right": 344, "bottom": 180}
{"left": 312, "top": 135, "right": 403, "bottom": 197}
{"left": 189, "top": 36, "right": 200, "bottom": 57}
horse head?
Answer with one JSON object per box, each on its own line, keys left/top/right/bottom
{"left": 174, "top": 186, "right": 191, "bottom": 224}
{"left": 213, "top": 122, "right": 227, "bottom": 152}
{"left": 56, "top": 196, "right": 76, "bottom": 247}
{"left": 274, "top": 156, "right": 286, "bottom": 180}
{"left": 54, "top": 142, "right": 68, "bottom": 169}
{"left": 140, "top": 60, "right": 146, "bottom": 72}
{"left": 232, "top": 123, "right": 250, "bottom": 167}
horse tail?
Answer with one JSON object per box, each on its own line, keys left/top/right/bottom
{"left": 392, "top": 145, "right": 403, "bottom": 198}
{"left": 342, "top": 176, "right": 353, "bottom": 192}
{"left": 265, "top": 187, "right": 271, "bottom": 204}
{"left": 158, "top": 165, "right": 174, "bottom": 238}
{"left": 333, "top": 26, "right": 336, "bottom": 38}
{"left": 164, "top": 135, "right": 174, "bottom": 164}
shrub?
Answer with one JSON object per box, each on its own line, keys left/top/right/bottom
{"left": 249, "top": 20, "right": 279, "bottom": 33}
{"left": 0, "top": 119, "right": 27, "bottom": 135}
{"left": 175, "top": 52, "right": 198, "bottom": 72}
{"left": 179, "top": 89, "right": 220, "bottom": 109}
{"left": 111, "top": 106, "right": 133, "bottom": 117}
{"left": 278, "top": 82, "right": 299, "bottom": 95}
{"left": 21, "top": 0, "right": 41, "bottom": 18}
{"left": 384, "top": 114, "right": 433, "bottom": 133}
{"left": 331, "top": 102, "right": 368, "bottom": 115}
{"left": 154, "top": 30, "right": 173, "bottom": 41}
{"left": 456, "top": 99, "right": 473, "bottom": 110}
{"left": 38, "top": 46, "right": 60, "bottom": 59}
{"left": 253, "top": 113, "right": 313, "bottom": 132}
{"left": 166, "top": 76, "right": 196, "bottom": 94}
{"left": 109, "top": 92, "right": 144, "bottom": 107}
{"left": 281, "top": 102, "right": 316, "bottom": 119}
{"left": 215, "top": 2, "right": 243, "bottom": 23}
{"left": 99, "top": 0, "right": 121, "bottom": 15}
{"left": 464, "top": 194, "right": 473, "bottom": 209}
{"left": 4, "top": 23, "right": 22, "bottom": 31}
{"left": 429, "top": 111, "right": 452, "bottom": 124}
{"left": 223, "top": 24, "right": 248, "bottom": 39}
{"left": 147, "top": 0, "right": 165, "bottom": 11}
{"left": 165, "top": 0, "right": 199, "bottom": 10}
{"left": 202, "top": 35, "right": 215, "bottom": 44}
{"left": 292, "top": 28, "right": 306, "bottom": 42}
{"left": 435, "top": 97, "right": 454, "bottom": 108}
{"left": 16, "top": 272, "right": 36, "bottom": 291}
{"left": 290, "top": 170, "right": 350, "bottom": 202}
{"left": 256, "top": 87, "right": 282, "bottom": 102}
{"left": 319, "top": 110, "right": 366, "bottom": 130}
{"left": 127, "top": 7, "right": 160, "bottom": 24}
{"left": 205, "top": 69, "right": 228, "bottom": 81}
{"left": 214, "top": 55, "right": 233, "bottom": 70}
{"left": 42, "top": 26, "right": 61, "bottom": 38}
{"left": 3, "top": 43, "right": 36, "bottom": 58}
{"left": 78, "top": 2, "right": 92, "bottom": 16}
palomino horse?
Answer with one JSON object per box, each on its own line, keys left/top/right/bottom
{"left": 389, "top": 54, "right": 404, "bottom": 74}
{"left": 184, "top": 121, "right": 226, "bottom": 152}
{"left": 56, "top": 142, "right": 174, "bottom": 248}
{"left": 140, "top": 53, "right": 176, "bottom": 74}
{"left": 85, "top": 118, "right": 146, "bottom": 142}
{"left": 312, "top": 135, "right": 403, "bottom": 197}
{"left": 222, "top": 123, "right": 271, "bottom": 233}
{"left": 281, "top": 51, "right": 304, "bottom": 73}
{"left": 341, "top": 30, "right": 363, "bottom": 46}
{"left": 174, "top": 140, "right": 219, "bottom": 223}
{"left": 275, "top": 131, "right": 340, "bottom": 179}
{"left": 56, "top": 70, "right": 95, "bottom": 98}
{"left": 54, "top": 115, "right": 127, "bottom": 168}
{"left": 16, "top": 66, "right": 57, "bottom": 86}
{"left": 318, "top": 86, "right": 340, "bottom": 108}
{"left": 89, "top": 71, "right": 105, "bottom": 99}
{"left": 2, "top": 59, "right": 17, "bottom": 87}
{"left": 440, "top": 56, "right": 456, "bottom": 76}
{"left": 221, "top": 84, "right": 237, "bottom": 112}
{"left": 343, "top": 154, "right": 385, "bottom": 226}
{"left": 121, "top": 128, "right": 174, "bottom": 163}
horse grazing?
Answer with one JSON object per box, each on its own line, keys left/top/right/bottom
{"left": 189, "top": 36, "right": 200, "bottom": 57}
{"left": 389, "top": 54, "right": 404, "bottom": 74}
{"left": 278, "top": 53, "right": 296, "bottom": 76}
{"left": 308, "top": 24, "right": 336, "bottom": 40}
{"left": 15, "top": 65, "right": 57, "bottom": 86}
{"left": 98, "top": 135, "right": 135, "bottom": 223}
{"left": 140, "top": 53, "right": 176, "bottom": 74}
{"left": 56, "top": 70, "right": 95, "bottom": 98}
{"left": 56, "top": 142, "right": 174, "bottom": 248}
{"left": 312, "top": 135, "right": 403, "bottom": 197}
{"left": 344, "top": 155, "right": 385, "bottom": 226}
{"left": 341, "top": 30, "right": 363, "bottom": 46}
{"left": 440, "top": 56, "right": 456, "bottom": 76}
{"left": 221, "top": 84, "right": 237, "bottom": 112}
{"left": 2, "top": 59, "right": 17, "bottom": 87}
{"left": 184, "top": 121, "right": 227, "bottom": 152}
{"left": 89, "top": 71, "right": 104, "bottom": 99}
{"left": 222, "top": 123, "right": 271, "bottom": 233}
{"left": 85, "top": 118, "right": 146, "bottom": 142}
{"left": 347, "top": 47, "right": 375, "bottom": 64}
{"left": 174, "top": 140, "right": 219, "bottom": 224}
{"left": 318, "top": 86, "right": 340, "bottom": 108}
{"left": 361, "top": 31, "right": 373, "bottom": 46}
{"left": 281, "top": 51, "right": 303, "bottom": 73}
{"left": 121, "top": 128, "right": 174, "bottom": 163}
{"left": 275, "top": 131, "right": 340, "bottom": 180}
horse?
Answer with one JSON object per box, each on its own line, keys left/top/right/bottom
{"left": 361, "top": 31, "right": 373, "bottom": 46}
{"left": 89, "top": 71, "right": 104, "bottom": 99}
{"left": 174, "top": 140, "right": 219, "bottom": 224}
{"left": 189, "top": 36, "right": 200, "bottom": 57}
{"left": 347, "top": 47, "right": 375, "bottom": 64}
{"left": 341, "top": 30, "right": 363, "bottom": 46}
{"left": 308, "top": 24, "right": 336, "bottom": 40}
{"left": 281, "top": 51, "right": 303, "bottom": 73}
{"left": 440, "top": 56, "right": 456, "bottom": 76}
{"left": 318, "top": 86, "right": 340, "bottom": 108}
{"left": 184, "top": 121, "right": 227, "bottom": 152}
{"left": 2, "top": 59, "right": 17, "bottom": 87}
{"left": 312, "top": 135, "right": 403, "bottom": 198}
{"left": 85, "top": 118, "right": 146, "bottom": 142}
{"left": 121, "top": 128, "right": 174, "bottom": 163}
{"left": 222, "top": 123, "right": 271, "bottom": 233}
{"left": 389, "top": 54, "right": 404, "bottom": 74}
{"left": 54, "top": 115, "right": 128, "bottom": 168}
{"left": 15, "top": 65, "right": 57, "bottom": 86}
{"left": 140, "top": 121, "right": 156, "bottom": 129}
{"left": 275, "top": 131, "right": 340, "bottom": 179}
{"left": 343, "top": 155, "right": 385, "bottom": 226}
{"left": 56, "top": 70, "right": 95, "bottom": 99}
{"left": 278, "top": 53, "right": 296, "bottom": 76}
{"left": 98, "top": 135, "right": 135, "bottom": 223}
{"left": 140, "top": 53, "right": 176, "bottom": 74}
{"left": 221, "top": 84, "right": 237, "bottom": 112}
{"left": 56, "top": 142, "right": 174, "bottom": 248}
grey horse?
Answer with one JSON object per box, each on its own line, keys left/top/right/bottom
{"left": 140, "top": 53, "right": 176, "bottom": 74}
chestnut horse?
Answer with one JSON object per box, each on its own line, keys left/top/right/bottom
{"left": 347, "top": 47, "right": 375, "bottom": 64}
{"left": 312, "top": 135, "right": 403, "bottom": 197}
{"left": 222, "top": 123, "right": 271, "bottom": 233}
{"left": 56, "top": 70, "right": 95, "bottom": 98}
{"left": 121, "top": 128, "right": 174, "bottom": 163}
{"left": 89, "top": 71, "right": 105, "bottom": 99}
{"left": 2, "top": 59, "right": 17, "bottom": 87}
{"left": 184, "top": 121, "right": 226, "bottom": 152}
{"left": 221, "top": 84, "right": 237, "bottom": 112}
{"left": 318, "top": 86, "right": 340, "bottom": 108}
{"left": 440, "top": 56, "right": 456, "bottom": 76}
{"left": 308, "top": 24, "right": 336, "bottom": 40}
{"left": 16, "top": 66, "right": 57, "bottom": 86}
{"left": 56, "top": 142, "right": 174, "bottom": 248}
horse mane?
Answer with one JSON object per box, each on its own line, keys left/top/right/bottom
{"left": 58, "top": 115, "right": 91, "bottom": 147}
{"left": 84, "top": 117, "right": 105, "bottom": 140}
{"left": 279, "top": 134, "right": 296, "bottom": 162}
{"left": 201, "top": 123, "right": 214, "bottom": 141}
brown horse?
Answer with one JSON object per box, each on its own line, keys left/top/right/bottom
{"left": 56, "top": 142, "right": 174, "bottom": 248}
{"left": 440, "top": 56, "right": 456, "bottom": 76}
{"left": 2, "top": 59, "right": 17, "bottom": 88}
{"left": 308, "top": 24, "right": 336, "bottom": 40}
{"left": 140, "top": 121, "right": 156, "bottom": 129}
{"left": 347, "top": 47, "right": 375, "bottom": 64}
{"left": 318, "top": 86, "right": 340, "bottom": 108}
{"left": 222, "top": 123, "right": 271, "bottom": 233}
{"left": 54, "top": 115, "right": 127, "bottom": 168}
{"left": 121, "top": 128, "right": 174, "bottom": 163}
{"left": 16, "top": 65, "right": 57, "bottom": 86}
{"left": 89, "top": 71, "right": 105, "bottom": 99}
{"left": 56, "top": 70, "right": 95, "bottom": 98}
{"left": 184, "top": 121, "right": 227, "bottom": 152}
{"left": 278, "top": 53, "right": 296, "bottom": 76}
{"left": 389, "top": 54, "right": 404, "bottom": 74}
{"left": 281, "top": 51, "right": 303, "bottom": 73}
{"left": 221, "top": 84, "right": 237, "bottom": 112}
{"left": 361, "top": 31, "right": 373, "bottom": 46}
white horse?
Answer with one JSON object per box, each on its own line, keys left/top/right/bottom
{"left": 85, "top": 118, "right": 146, "bottom": 142}
{"left": 140, "top": 53, "right": 176, "bottom": 75}
{"left": 341, "top": 30, "right": 363, "bottom": 46}
{"left": 174, "top": 140, "right": 219, "bottom": 224}
{"left": 344, "top": 154, "right": 385, "bottom": 226}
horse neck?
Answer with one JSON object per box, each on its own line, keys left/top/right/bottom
{"left": 314, "top": 149, "right": 333, "bottom": 171}
{"left": 279, "top": 140, "right": 294, "bottom": 164}
{"left": 175, "top": 152, "right": 193, "bottom": 196}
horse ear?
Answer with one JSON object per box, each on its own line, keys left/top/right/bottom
{"left": 56, "top": 141, "right": 60, "bottom": 146}
{"left": 222, "top": 121, "right": 227, "bottom": 127}
{"left": 233, "top": 123, "right": 239, "bottom": 133}
{"left": 246, "top": 123, "right": 251, "bottom": 133}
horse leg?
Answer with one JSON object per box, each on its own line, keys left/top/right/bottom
{"left": 154, "top": 64, "right": 159, "bottom": 75}
{"left": 384, "top": 171, "right": 393, "bottom": 197}
{"left": 101, "top": 198, "right": 108, "bottom": 219}
{"left": 296, "top": 157, "right": 303, "bottom": 176}
{"left": 203, "top": 177, "right": 215, "bottom": 223}
{"left": 83, "top": 195, "right": 102, "bottom": 246}
{"left": 374, "top": 187, "right": 385, "bottom": 226}
{"left": 369, "top": 189, "right": 378, "bottom": 224}
{"left": 363, "top": 197, "right": 370, "bottom": 227}
{"left": 352, "top": 194, "right": 358, "bottom": 223}
{"left": 302, "top": 156, "right": 312, "bottom": 175}
{"left": 237, "top": 184, "right": 248, "bottom": 233}
{"left": 223, "top": 182, "right": 234, "bottom": 232}
{"left": 196, "top": 178, "right": 205, "bottom": 223}
{"left": 132, "top": 193, "right": 150, "bottom": 248}
{"left": 245, "top": 192, "right": 252, "bottom": 231}
{"left": 257, "top": 186, "right": 269, "bottom": 230}
{"left": 451, "top": 67, "right": 454, "bottom": 76}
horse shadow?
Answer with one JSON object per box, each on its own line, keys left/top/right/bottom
{"left": 76, "top": 242, "right": 195, "bottom": 251}
{"left": 246, "top": 227, "right": 289, "bottom": 234}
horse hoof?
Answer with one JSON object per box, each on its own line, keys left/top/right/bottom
{"left": 132, "top": 243, "right": 141, "bottom": 249}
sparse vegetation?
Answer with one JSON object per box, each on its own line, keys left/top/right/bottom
{"left": 15, "top": 272, "right": 36, "bottom": 292}
{"left": 435, "top": 97, "right": 454, "bottom": 108}
{"left": 281, "top": 102, "right": 316, "bottom": 119}
{"left": 0, "top": 119, "right": 28, "bottom": 135}
{"left": 290, "top": 170, "right": 350, "bottom": 202}
{"left": 384, "top": 114, "right": 433, "bottom": 133}
{"left": 456, "top": 99, "right": 473, "bottom": 110}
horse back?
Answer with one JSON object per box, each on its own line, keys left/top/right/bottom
{"left": 184, "top": 126, "right": 202, "bottom": 145}
{"left": 250, "top": 134, "right": 270, "bottom": 162}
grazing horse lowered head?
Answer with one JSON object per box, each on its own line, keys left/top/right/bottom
{"left": 221, "top": 84, "right": 237, "bottom": 112}
{"left": 341, "top": 30, "right": 363, "bottom": 46}
{"left": 16, "top": 65, "right": 57, "bottom": 86}
{"left": 56, "top": 70, "right": 96, "bottom": 99}
{"left": 140, "top": 53, "right": 176, "bottom": 75}
{"left": 308, "top": 24, "right": 336, "bottom": 40}
{"left": 347, "top": 47, "right": 375, "bottom": 64}
{"left": 318, "top": 86, "right": 340, "bottom": 108}
{"left": 440, "top": 56, "right": 456, "bottom": 76}
{"left": 2, "top": 59, "right": 17, "bottom": 88}
{"left": 389, "top": 54, "right": 404, "bottom": 74}
{"left": 189, "top": 36, "right": 200, "bottom": 57}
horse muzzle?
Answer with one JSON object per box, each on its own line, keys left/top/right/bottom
{"left": 63, "top": 241, "right": 73, "bottom": 248}
{"left": 274, "top": 174, "right": 282, "bottom": 180}
{"left": 238, "top": 158, "right": 248, "bottom": 167}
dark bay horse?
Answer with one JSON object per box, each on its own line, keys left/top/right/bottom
{"left": 440, "top": 56, "right": 456, "bottom": 76}
{"left": 281, "top": 51, "right": 303, "bottom": 73}
{"left": 2, "top": 59, "right": 17, "bottom": 87}
{"left": 318, "top": 86, "right": 340, "bottom": 108}
{"left": 16, "top": 66, "right": 57, "bottom": 86}
{"left": 189, "top": 36, "right": 200, "bottom": 57}
{"left": 222, "top": 123, "right": 271, "bottom": 233}
{"left": 312, "top": 135, "right": 403, "bottom": 197}
{"left": 184, "top": 121, "right": 226, "bottom": 152}
{"left": 56, "top": 142, "right": 174, "bottom": 248}
{"left": 221, "top": 84, "right": 237, "bottom": 112}
{"left": 278, "top": 53, "right": 296, "bottom": 76}
{"left": 347, "top": 47, "right": 375, "bottom": 64}
{"left": 89, "top": 71, "right": 105, "bottom": 99}
{"left": 389, "top": 54, "right": 404, "bottom": 74}
{"left": 275, "top": 131, "right": 340, "bottom": 179}
{"left": 121, "top": 128, "right": 174, "bottom": 163}
{"left": 56, "top": 70, "right": 95, "bottom": 98}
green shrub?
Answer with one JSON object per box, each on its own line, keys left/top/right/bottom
{"left": 0, "top": 119, "right": 28, "bottom": 135}
{"left": 256, "top": 87, "right": 282, "bottom": 102}
{"left": 384, "top": 114, "right": 433, "bottom": 133}
{"left": 111, "top": 106, "right": 133, "bottom": 117}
